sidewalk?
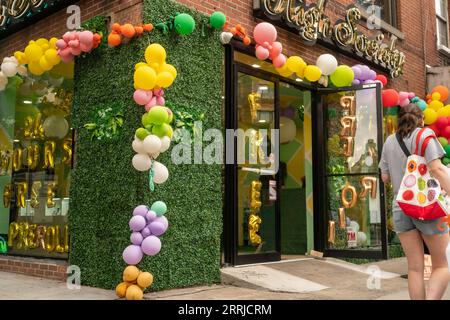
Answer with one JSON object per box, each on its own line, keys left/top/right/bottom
{"left": 1, "top": 257, "right": 450, "bottom": 300}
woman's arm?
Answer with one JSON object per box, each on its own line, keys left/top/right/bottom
{"left": 381, "top": 173, "right": 390, "bottom": 184}
{"left": 428, "top": 160, "right": 450, "bottom": 194}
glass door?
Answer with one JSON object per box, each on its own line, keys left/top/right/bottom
{"left": 315, "top": 83, "right": 388, "bottom": 259}
{"left": 233, "top": 65, "right": 281, "bottom": 265}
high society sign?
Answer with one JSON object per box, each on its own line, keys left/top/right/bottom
{"left": 253, "top": 0, "right": 406, "bottom": 78}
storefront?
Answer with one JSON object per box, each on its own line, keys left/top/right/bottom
{"left": 0, "top": 0, "right": 447, "bottom": 292}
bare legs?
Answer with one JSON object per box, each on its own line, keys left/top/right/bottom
{"left": 399, "top": 230, "right": 450, "bottom": 300}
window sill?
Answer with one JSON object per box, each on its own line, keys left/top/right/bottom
{"left": 356, "top": 5, "right": 405, "bottom": 41}
{"left": 438, "top": 45, "right": 450, "bottom": 57}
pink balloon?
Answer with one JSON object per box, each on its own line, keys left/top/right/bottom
{"left": 153, "top": 88, "right": 164, "bottom": 96}
{"left": 70, "top": 46, "right": 82, "bottom": 56}
{"left": 398, "top": 91, "right": 409, "bottom": 101}
{"left": 80, "top": 43, "right": 93, "bottom": 53}
{"left": 408, "top": 92, "right": 416, "bottom": 99}
{"left": 56, "top": 39, "right": 67, "bottom": 49}
{"left": 62, "top": 32, "right": 71, "bottom": 43}
{"left": 255, "top": 45, "right": 270, "bottom": 60}
{"left": 269, "top": 42, "right": 282, "bottom": 59}
{"left": 79, "top": 31, "right": 94, "bottom": 45}
{"left": 272, "top": 54, "right": 286, "bottom": 68}
{"left": 145, "top": 97, "right": 157, "bottom": 112}
{"left": 68, "top": 39, "right": 79, "bottom": 48}
{"left": 58, "top": 48, "right": 74, "bottom": 62}
{"left": 134, "top": 90, "right": 152, "bottom": 106}
{"left": 399, "top": 99, "right": 410, "bottom": 107}
{"left": 253, "top": 22, "right": 277, "bottom": 45}
{"left": 156, "top": 96, "right": 165, "bottom": 106}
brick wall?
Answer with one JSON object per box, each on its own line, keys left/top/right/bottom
{"left": 0, "top": 0, "right": 446, "bottom": 96}
{"left": 0, "top": 255, "right": 68, "bottom": 281}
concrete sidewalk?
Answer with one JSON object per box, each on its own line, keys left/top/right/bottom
{"left": 1, "top": 257, "right": 450, "bottom": 300}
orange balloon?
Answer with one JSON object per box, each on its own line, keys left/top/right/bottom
{"left": 135, "top": 26, "right": 144, "bottom": 35}
{"left": 432, "top": 85, "right": 449, "bottom": 102}
{"left": 108, "top": 32, "right": 122, "bottom": 47}
{"left": 143, "top": 24, "right": 154, "bottom": 32}
{"left": 121, "top": 23, "right": 136, "bottom": 38}
{"left": 243, "top": 36, "right": 251, "bottom": 45}
{"left": 112, "top": 23, "right": 121, "bottom": 33}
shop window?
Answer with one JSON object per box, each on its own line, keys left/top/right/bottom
{"left": 0, "top": 62, "right": 74, "bottom": 259}
{"left": 436, "top": 0, "right": 449, "bottom": 49}
{"left": 356, "top": 0, "right": 397, "bottom": 27}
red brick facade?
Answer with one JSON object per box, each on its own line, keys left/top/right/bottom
{"left": 0, "top": 0, "right": 448, "bottom": 281}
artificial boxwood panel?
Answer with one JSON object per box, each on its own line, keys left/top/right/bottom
{"left": 69, "top": 0, "right": 224, "bottom": 291}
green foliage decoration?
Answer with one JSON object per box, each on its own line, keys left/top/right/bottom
{"left": 83, "top": 103, "right": 124, "bottom": 141}
{"left": 69, "top": 0, "right": 223, "bottom": 291}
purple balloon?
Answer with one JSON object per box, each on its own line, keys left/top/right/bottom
{"left": 130, "top": 232, "right": 144, "bottom": 245}
{"left": 129, "top": 215, "right": 146, "bottom": 232}
{"left": 141, "top": 227, "right": 152, "bottom": 238}
{"left": 122, "top": 245, "right": 143, "bottom": 265}
{"left": 154, "top": 216, "right": 169, "bottom": 229}
{"left": 352, "top": 79, "right": 361, "bottom": 85}
{"left": 360, "top": 65, "right": 371, "bottom": 80}
{"left": 283, "top": 107, "right": 296, "bottom": 119}
{"left": 351, "top": 66, "right": 362, "bottom": 80}
{"left": 149, "top": 221, "right": 167, "bottom": 237}
{"left": 141, "top": 235, "right": 161, "bottom": 256}
{"left": 145, "top": 210, "right": 157, "bottom": 222}
{"left": 368, "top": 70, "right": 377, "bottom": 81}
{"left": 133, "top": 205, "right": 148, "bottom": 217}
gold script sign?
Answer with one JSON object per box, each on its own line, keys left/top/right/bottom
{"left": 0, "top": 0, "right": 47, "bottom": 27}
{"left": 256, "top": 0, "right": 405, "bottom": 78}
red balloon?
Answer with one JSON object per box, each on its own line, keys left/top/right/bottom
{"left": 375, "top": 75, "right": 388, "bottom": 87}
{"left": 382, "top": 89, "right": 399, "bottom": 108}
{"left": 428, "top": 124, "right": 440, "bottom": 136}
{"left": 441, "top": 126, "right": 450, "bottom": 139}
{"left": 436, "top": 117, "right": 449, "bottom": 129}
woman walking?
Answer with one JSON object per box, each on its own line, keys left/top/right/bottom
{"left": 379, "top": 104, "right": 450, "bottom": 300}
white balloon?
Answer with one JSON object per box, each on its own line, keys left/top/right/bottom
{"left": 152, "top": 161, "right": 169, "bottom": 184}
{"left": 143, "top": 135, "right": 162, "bottom": 155}
{"left": 357, "top": 232, "right": 367, "bottom": 247}
{"left": 316, "top": 54, "right": 338, "bottom": 76}
{"left": 43, "top": 115, "right": 69, "bottom": 139}
{"left": 350, "top": 221, "right": 360, "bottom": 233}
{"left": 132, "top": 139, "right": 146, "bottom": 154}
{"left": 132, "top": 154, "right": 152, "bottom": 172}
{"left": 16, "top": 65, "right": 27, "bottom": 77}
{"left": 1, "top": 62, "right": 17, "bottom": 78}
{"left": 280, "top": 116, "right": 297, "bottom": 144}
{"left": 160, "top": 136, "right": 171, "bottom": 153}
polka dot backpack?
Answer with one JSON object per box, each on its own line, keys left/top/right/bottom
{"left": 396, "top": 128, "right": 449, "bottom": 220}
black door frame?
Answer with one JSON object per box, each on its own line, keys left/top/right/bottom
{"left": 314, "top": 84, "right": 388, "bottom": 260}
{"left": 224, "top": 40, "right": 389, "bottom": 265}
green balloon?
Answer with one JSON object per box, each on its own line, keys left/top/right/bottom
{"left": 387, "top": 107, "right": 398, "bottom": 116}
{"left": 152, "top": 123, "right": 171, "bottom": 138}
{"left": 439, "top": 137, "right": 449, "bottom": 147}
{"left": 210, "top": 12, "right": 226, "bottom": 29}
{"left": 444, "top": 144, "right": 450, "bottom": 157}
{"left": 136, "top": 128, "right": 150, "bottom": 140}
{"left": 142, "top": 112, "right": 152, "bottom": 127}
{"left": 330, "top": 65, "right": 355, "bottom": 88}
{"left": 151, "top": 201, "right": 167, "bottom": 216}
{"left": 174, "top": 13, "right": 196, "bottom": 35}
{"left": 149, "top": 106, "right": 169, "bottom": 125}
{"left": 443, "top": 157, "right": 450, "bottom": 166}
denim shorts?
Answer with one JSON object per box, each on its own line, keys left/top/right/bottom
{"left": 393, "top": 210, "right": 449, "bottom": 236}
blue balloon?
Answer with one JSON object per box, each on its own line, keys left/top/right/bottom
{"left": 417, "top": 99, "right": 427, "bottom": 111}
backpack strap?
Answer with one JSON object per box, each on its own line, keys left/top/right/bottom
{"left": 396, "top": 133, "right": 411, "bottom": 157}
{"left": 414, "top": 128, "right": 427, "bottom": 155}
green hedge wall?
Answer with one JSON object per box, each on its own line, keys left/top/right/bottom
{"left": 69, "top": 0, "right": 224, "bottom": 291}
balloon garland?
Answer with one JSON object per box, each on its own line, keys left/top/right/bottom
{"left": 108, "top": 23, "right": 154, "bottom": 47}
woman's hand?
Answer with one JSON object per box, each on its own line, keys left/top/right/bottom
{"left": 381, "top": 173, "right": 390, "bottom": 184}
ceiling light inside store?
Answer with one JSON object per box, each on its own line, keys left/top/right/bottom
{"left": 296, "top": 78, "right": 303, "bottom": 82}
{"left": 252, "top": 64, "right": 261, "bottom": 69}
{"left": 23, "top": 100, "right": 32, "bottom": 104}
{"left": 259, "top": 86, "right": 269, "bottom": 91}
{"left": 258, "top": 120, "right": 267, "bottom": 123}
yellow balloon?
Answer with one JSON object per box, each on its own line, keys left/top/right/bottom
{"left": 441, "top": 106, "right": 450, "bottom": 117}
{"left": 39, "top": 56, "right": 52, "bottom": 71}
{"left": 36, "top": 38, "right": 49, "bottom": 47}
{"left": 135, "top": 62, "right": 148, "bottom": 71}
{"left": 276, "top": 64, "right": 293, "bottom": 78}
{"left": 437, "top": 107, "right": 448, "bottom": 118}
{"left": 432, "top": 92, "right": 441, "bottom": 101}
{"left": 429, "top": 100, "right": 444, "bottom": 111}
{"left": 304, "top": 65, "right": 322, "bottom": 82}
{"left": 49, "top": 37, "right": 59, "bottom": 48}
{"left": 14, "top": 51, "right": 27, "bottom": 65}
{"left": 134, "top": 66, "right": 157, "bottom": 90}
{"left": 156, "top": 71, "right": 174, "bottom": 88}
{"left": 424, "top": 108, "right": 438, "bottom": 125}
{"left": 286, "top": 56, "right": 306, "bottom": 74}
{"left": 28, "top": 61, "right": 45, "bottom": 76}
{"left": 159, "top": 63, "right": 177, "bottom": 79}
{"left": 145, "top": 44, "right": 166, "bottom": 65}
{"left": 45, "top": 49, "right": 61, "bottom": 65}
{"left": 25, "top": 44, "right": 43, "bottom": 62}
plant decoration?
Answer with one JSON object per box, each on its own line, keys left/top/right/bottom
{"left": 166, "top": 103, "right": 205, "bottom": 144}
{"left": 83, "top": 103, "right": 124, "bottom": 141}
